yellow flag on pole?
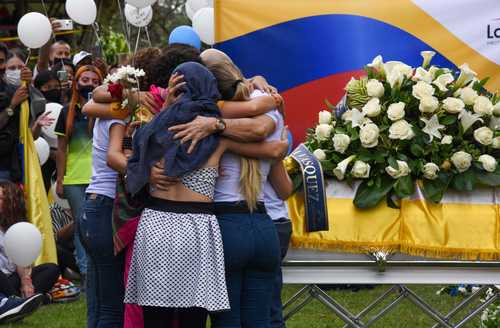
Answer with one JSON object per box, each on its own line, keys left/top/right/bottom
{"left": 19, "top": 89, "right": 57, "bottom": 265}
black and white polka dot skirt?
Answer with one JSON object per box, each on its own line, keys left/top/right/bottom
{"left": 124, "top": 199, "right": 230, "bottom": 312}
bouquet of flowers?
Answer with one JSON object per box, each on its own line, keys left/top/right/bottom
{"left": 304, "top": 51, "right": 500, "bottom": 209}
{"left": 103, "top": 65, "right": 153, "bottom": 122}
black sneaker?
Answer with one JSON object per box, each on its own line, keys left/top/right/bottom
{"left": 0, "top": 294, "right": 44, "bottom": 324}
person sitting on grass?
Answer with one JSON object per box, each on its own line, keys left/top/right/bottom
{"left": 0, "top": 181, "right": 59, "bottom": 303}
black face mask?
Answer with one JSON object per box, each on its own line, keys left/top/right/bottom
{"left": 42, "top": 89, "right": 62, "bottom": 103}
{"left": 78, "top": 85, "right": 94, "bottom": 99}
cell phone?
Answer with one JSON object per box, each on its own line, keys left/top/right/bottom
{"left": 57, "top": 70, "right": 68, "bottom": 82}
{"left": 53, "top": 19, "right": 73, "bottom": 31}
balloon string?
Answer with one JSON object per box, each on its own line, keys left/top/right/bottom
{"left": 92, "top": 23, "right": 103, "bottom": 51}
{"left": 116, "top": 0, "right": 131, "bottom": 53}
{"left": 133, "top": 27, "right": 141, "bottom": 67}
{"left": 145, "top": 26, "right": 152, "bottom": 47}
{"left": 25, "top": 49, "right": 32, "bottom": 65}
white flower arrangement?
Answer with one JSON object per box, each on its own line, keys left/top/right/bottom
{"left": 302, "top": 52, "right": 500, "bottom": 209}
{"left": 103, "top": 65, "right": 146, "bottom": 111}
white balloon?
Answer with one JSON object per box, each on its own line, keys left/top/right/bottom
{"left": 192, "top": 7, "right": 215, "bottom": 45}
{"left": 187, "top": 0, "right": 212, "bottom": 12}
{"left": 34, "top": 138, "right": 50, "bottom": 166}
{"left": 185, "top": 3, "right": 195, "bottom": 20}
{"left": 5, "top": 223, "right": 42, "bottom": 267}
{"left": 65, "top": 0, "right": 97, "bottom": 25}
{"left": 17, "top": 13, "right": 52, "bottom": 49}
{"left": 124, "top": 4, "right": 153, "bottom": 27}
{"left": 125, "top": 0, "right": 157, "bottom": 9}
{"left": 41, "top": 103, "right": 63, "bottom": 148}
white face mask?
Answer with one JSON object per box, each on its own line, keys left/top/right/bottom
{"left": 5, "top": 69, "right": 21, "bottom": 87}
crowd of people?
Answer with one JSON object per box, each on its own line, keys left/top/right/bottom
{"left": 0, "top": 18, "right": 294, "bottom": 328}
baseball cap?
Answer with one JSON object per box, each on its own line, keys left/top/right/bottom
{"left": 72, "top": 51, "right": 92, "bottom": 67}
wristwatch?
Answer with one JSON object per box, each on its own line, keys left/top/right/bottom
{"left": 5, "top": 107, "right": 14, "bottom": 117}
{"left": 215, "top": 118, "right": 226, "bottom": 133}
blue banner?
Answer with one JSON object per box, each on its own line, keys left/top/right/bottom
{"left": 290, "top": 144, "right": 329, "bottom": 232}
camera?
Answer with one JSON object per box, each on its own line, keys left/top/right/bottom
{"left": 57, "top": 70, "right": 68, "bottom": 82}
{"left": 53, "top": 19, "right": 73, "bottom": 31}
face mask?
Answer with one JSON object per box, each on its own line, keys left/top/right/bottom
{"left": 42, "top": 89, "right": 62, "bottom": 103}
{"left": 78, "top": 85, "right": 94, "bottom": 99}
{"left": 5, "top": 69, "right": 21, "bottom": 87}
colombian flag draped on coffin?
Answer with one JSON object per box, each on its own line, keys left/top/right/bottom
{"left": 215, "top": 0, "right": 500, "bottom": 260}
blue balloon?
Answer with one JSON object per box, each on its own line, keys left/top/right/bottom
{"left": 287, "top": 130, "right": 294, "bottom": 155}
{"left": 168, "top": 25, "right": 201, "bottom": 50}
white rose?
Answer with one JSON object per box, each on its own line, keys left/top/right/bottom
{"left": 493, "top": 102, "right": 500, "bottom": 116}
{"left": 455, "top": 63, "right": 477, "bottom": 88}
{"left": 451, "top": 151, "right": 472, "bottom": 173}
{"left": 458, "top": 87, "right": 478, "bottom": 106}
{"left": 313, "top": 149, "right": 326, "bottom": 161}
{"left": 412, "top": 81, "right": 435, "bottom": 100}
{"left": 366, "top": 79, "right": 385, "bottom": 98}
{"left": 388, "top": 120, "right": 415, "bottom": 140}
{"left": 492, "top": 136, "right": 500, "bottom": 149}
{"left": 421, "top": 51, "right": 436, "bottom": 68}
{"left": 473, "top": 96, "right": 493, "bottom": 116}
{"left": 351, "top": 160, "right": 371, "bottom": 178}
{"left": 432, "top": 73, "right": 454, "bottom": 92}
{"left": 419, "top": 96, "right": 439, "bottom": 114}
{"left": 332, "top": 133, "right": 351, "bottom": 154}
{"left": 387, "top": 102, "right": 406, "bottom": 121}
{"left": 385, "top": 160, "right": 411, "bottom": 179}
{"left": 359, "top": 123, "right": 380, "bottom": 148}
{"left": 341, "top": 110, "right": 352, "bottom": 122}
{"left": 423, "top": 162, "right": 440, "bottom": 180}
{"left": 478, "top": 154, "right": 497, "bottom": 172}
{"left": 333, "top": 155, "right": 356, "bottom": 180}
{"left": 315, "top": 124, "right": 333, "bottom": 140}
{"left": 318, "top": 110, "right": 332, "bottom": 124}
{"left": 441, "top": 135, "right": 453, "bottom": 145}
{"left": 442, "top": 97, "right": 465, "bottom": 114}
{"left": 362, "top": 98, "right": 381, "bottom": 117}
{"left": 473, "top": 126, "right": 494, "bottom": 145}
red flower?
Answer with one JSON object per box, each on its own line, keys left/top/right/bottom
{"left": 108, "top": 83, "right": 124, "bottom": 100}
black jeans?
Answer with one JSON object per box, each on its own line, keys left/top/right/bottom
{"left": 57, "top": 239, "right": 80, "bottom": 275}
{"left": 270, "top": 218, "right": 292, "bottom": 328}
{"left": 0, "top": 263, "right": 60, "bottom": 296}
{"left": 143, "top": 306, "right": 207, "bottom": 328}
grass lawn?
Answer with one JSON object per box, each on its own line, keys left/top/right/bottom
{"left": 6, "top": 285, "right": 482, "bottom": 327}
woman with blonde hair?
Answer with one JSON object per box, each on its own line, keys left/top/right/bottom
{"left": 202, "top": 54, "right": 286, "bottom": 328}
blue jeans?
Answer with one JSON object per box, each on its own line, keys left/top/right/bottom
{"left": 81, "top": 194, "right": 124, "bottom": 328}
{"left": 211, "top": 212, "right": 281, "bottom": 328}
{"left": 63, "top": 184, "right": 88, "bottom": 275}
{"left": 270, "top": 219, "right": 292, "bottom": 328}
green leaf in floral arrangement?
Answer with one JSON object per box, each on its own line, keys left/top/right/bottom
{"left": 422, "top": 172, "right": 453, "bottom": 203}
{"left": 354, "top": 176, "right": 396, "bottom": 209}
{"left": 472, "top": 77, "right": 490, "bottom": 92}
{"left": 451, "top": 170, "right": 475, "bottom": 191}
{"left": 441, "top": 115, "right": 457, "bottom": 126}
{"left": 388, "top": 156, "right": 399, "bottom": 170}
{"left": 410, "top": 143, "right": 424, "bottom": 157}
{"left": 475, "top": 166, "right": 500, "bottom": 187}
{"left": 386, "top": 191, "right": 401, "bottom": 209}
{"left": 394, "top": 175, "right": 415, "bottom": 198}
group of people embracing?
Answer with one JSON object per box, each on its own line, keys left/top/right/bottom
{"left": 80, "top": 44, "right": 293, "bottom": 328}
